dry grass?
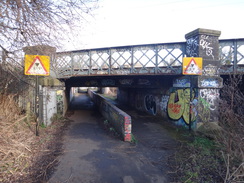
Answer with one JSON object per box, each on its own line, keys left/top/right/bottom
{"left": 0, "top": 94, "right": 67, "bottom": 183}
{"left": 0, "top": 94, "right": 34, "bottom": 182}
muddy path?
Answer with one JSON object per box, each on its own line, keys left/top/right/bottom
{"left": 48, "top": 93, "right": 178, "bottom": 183}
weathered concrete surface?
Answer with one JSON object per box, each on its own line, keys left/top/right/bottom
{"left": 88, "top": 89, "right": 132, "bottom": 142}
{"left": 49, "top": 93, "right": 177, "bottom": 183}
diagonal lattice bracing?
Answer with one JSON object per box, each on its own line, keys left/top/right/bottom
{"left": 71, "top": 52, "right": 90, "bottom": 76}
{"left": 54, "top": 39, "right": 244, "bottom": 78}
{"left": 110, "top": 48, "right": 132, "bottom": 74}
{"left": 236, "top": 42, "right": 244, "bottom": 65}
{"left": 219, "top": 41, "right": 234, "bottom": 65}
{"left": 90, "top": 50, "right": 110, "bottom": 74}
{"left": 131, "top": 46, "right": 158, "bottom": 74}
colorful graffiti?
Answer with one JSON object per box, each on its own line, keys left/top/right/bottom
{"left": 167, "top": 88, "right": 197, "bottom": 124}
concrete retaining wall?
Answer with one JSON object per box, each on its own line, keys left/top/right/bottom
{"left": 88, "top": 89, "right": 131, "bottom": 142}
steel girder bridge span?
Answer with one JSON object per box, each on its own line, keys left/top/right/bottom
{"left": 52, "top": 39, "right": 244, "bottom": 82}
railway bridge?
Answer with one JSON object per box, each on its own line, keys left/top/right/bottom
{"left": 25, "top": 28, "right": 244, "bottom": 140}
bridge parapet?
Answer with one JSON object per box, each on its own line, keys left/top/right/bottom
{"left": 219, "top": 39, "right": 244, "bottom": 74}
{"left": 54, "top": 42, "right": 186, "bottom": 78}
{"left": 52, "top": 38, "right": 244, "bottom": 78}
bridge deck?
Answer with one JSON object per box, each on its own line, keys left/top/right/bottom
{"left": 53, "top": 39, "right": 244, "bottom": 78}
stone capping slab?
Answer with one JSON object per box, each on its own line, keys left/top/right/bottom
{"left": 23, "top": 45, "right": 56, "bottom": 55}
{"left": 185, "top": 28, "right": 221, "bottom": 39}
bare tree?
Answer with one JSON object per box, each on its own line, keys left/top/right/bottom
{"left": 0, "top": 0, "right": 97, "bottom": 57}
{"left": 218, "top": 74, "right": 244, "bottom": 182}
{"left": 0, "top": 0, "right": 98, "bottom": 95}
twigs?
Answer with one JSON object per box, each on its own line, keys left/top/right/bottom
{"left": 217, "top": 74, "right": 244, "bottom": 182}
{"left": 222, "top": 152, "right": 244, "bottom": 183}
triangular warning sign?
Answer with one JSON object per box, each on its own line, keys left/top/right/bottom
{"left": 183, "top": 58, "right": 202, "bottom": 75}
{"left": 26, "top": 56, "right": 48, "bottom": 75}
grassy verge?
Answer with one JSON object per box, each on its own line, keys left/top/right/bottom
{"left": 168, "top": 131, "right": 225, "bottom": 183}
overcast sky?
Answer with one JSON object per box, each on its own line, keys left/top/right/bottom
{"left": 64, "top": 0, "right": 244, "bottom": 51}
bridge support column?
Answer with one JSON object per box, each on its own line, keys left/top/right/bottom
{"left": 23, "top": 45, "right": 65, "bottom": 127}
{"left": 185, "top": 28, "right": 223, "bottom": 129}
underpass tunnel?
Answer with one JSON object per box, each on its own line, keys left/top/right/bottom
{"left": 60, "top": 71, "right": 242, "bottom": 136}
{"left": 62, "top": 75, "right": 178, "bottom": 143}
{"left": 63, "top": 74, "right": 207, "bottom": 133}
{"left": 62, "top": 74, "right": 224, "bottom": 143}
{"left": 62, "top": 75, "right": 176, "bottom": 117}
{"left": 66, "top": 85, "right": 118, "bottom": 111}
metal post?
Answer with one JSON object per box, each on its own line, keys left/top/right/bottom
{"left": 35, "top": 75, "right": 39, "bottom": 136}
{"left": 233, "top": 40, "right": 238, "bottom": 74}
{"left": 71, "top": 52, "right": 74, "bottom": 76}
{"left": 131, "top": 47, "right": 134, "bottom": 74}
{"left": 89, "top": 51, "right": 92, "bottom": 75}
{"left": 108, "top": 49, "right": 111, "bottom": 75}
{"left": 189, "top": 75, "right": 193, "bottom": 131}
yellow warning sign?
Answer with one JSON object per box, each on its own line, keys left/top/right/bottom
{"left": 25, "top": 55, "right": 50, "bottom": 76}
{"left": 182, "top": 57, "right": 202, "bottom": 75}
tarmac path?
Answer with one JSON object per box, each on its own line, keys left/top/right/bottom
{"left": 48, "top": 93, "right": 177, "bottom": 183}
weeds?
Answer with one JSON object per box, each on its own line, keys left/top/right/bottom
{"left": 130, "top": 134, "right": 138, "bottom": 144}
{"left": 102, "top": 119, "right": 121, "bottom": 139}
{"left": 169, "top": 133, "right": 224, "bottom": 183}
{"left": 170, "top": 75, "right": 244, "bottom": 183}
{"left": 217, "top": 74, "right": 244, "bottom": 182}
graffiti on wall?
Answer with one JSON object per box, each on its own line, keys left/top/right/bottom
{"left": 134, "top": 94, "right": 157, "bottom": 115}
{"left": 85, "top": 80, "right": 98, "bottom": 86}
{"left": 203, "top": 64, "right": 218, "bottom": 76}
{"left": 138, "top": 79, "right": 150, "bottom": 85}
{"left": 198, "top": 89, "right": 219, "bottom": 122}
{"left": 119, "top": 79, "right": 134, "bottom": 85}
{"left": 186, "top": 35, "right": 199, "bottom": 57}
{"left": 101, "top": 79, "right": 115, "bottom": 86}
{"left": 159, "top": 95, "right": 169, "bottom": 112}
{"left": 199, "top": 35, "right": 214, "bottom": 59}
{"left": 124, "top": 116, "right": 132, "bottom": 141}
{"left": 144, "top": 95, "right": 157, "bottom": 115}
{"left": 199, "top": 89, "right": 219, "bottom": 111}
{"left": 173, "top": 78, "right": 191, "bottom": 88}
{"left": 167, "top": 88, "right": 197, "bottom": 125}
{"left": 200, "top": 78, "right": 219, "bottom": 88}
